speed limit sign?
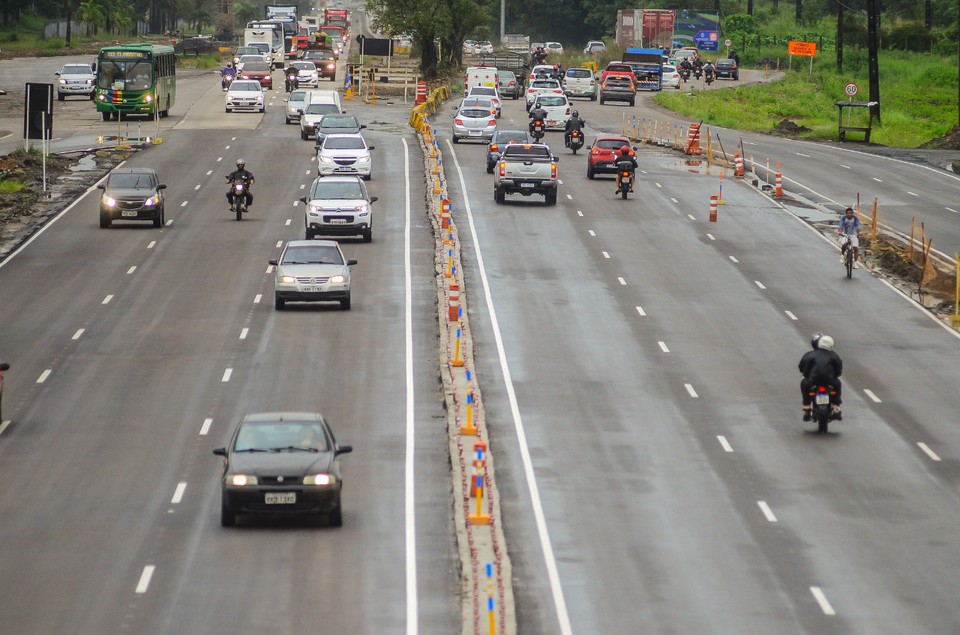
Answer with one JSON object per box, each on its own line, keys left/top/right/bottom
{"left": 724, "top": 39, "right": 732, "bottom": 47}
{"left": 844, "top": 82, "right": 859, "bottom": 98}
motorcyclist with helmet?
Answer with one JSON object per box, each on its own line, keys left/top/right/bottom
{"left": 703, "top": 59, "right": 715, "bottom": 82}
{"left": 798, "top": 333, "right": 843, "bottom": 420}
{"left": 220, "top": 62, "right": 236, "bottom": 90}
{"left": 225, "top": 159, "right": 255, "bottom": 210}
{"left": 532, "top": 46, "right": 547, "bottom": 66}
{"left": 564, "top": 110, "right": 586, "bottom": 148}
{"left": 614, "top": 145, "right": 638, "bottom": 194}
{"left": 284, "top": 62, "right": 300, "bottom": 92}
{"left": 528, "top": 101, "right": 548, "bottom": 138}
{"left": 678, "top": 58, "right": 693, "bottom": 81}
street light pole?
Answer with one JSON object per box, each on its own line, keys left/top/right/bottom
{"left": 500, "top": 0, "right": 505, "bottom": 44}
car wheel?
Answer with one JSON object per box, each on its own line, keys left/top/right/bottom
{"left": 225, "top": 107, "right": 230, "bottom": 113}
{"left": 340, "top": 295, "right": 351, "bottom": 310}
{"left": 220, "top": 499, "right": 236, "bottom": 527}
{"left": 452, "top": 135, "right": 459, "bottom": 144}
{"left": 545, "top": 190, "right": 558, "bottom": 206}
{"left": 99, "top": 212, "right": 111, "bottom": 228}
{"left": 58, "top": 92, "right": 65, "bottom": 102}
{"left": 587, "top": 166, "right": 595, "bottom": 180}
{"left": 629, "top": 99, "right": 635, "bottom": 107}
{"left": 301, "top": 130, "right": 307, "bottom": 140}
{"left": 494, "top": 186, "right": 505, "bottom": 204}
{"left": 362, "top": 229, "right": 372, "bottom": 243}
{"left": 275, "top": 295, "right": 285, "bottom": 310}
{"left": 599, "top": 97, "right": 605, "bottom": 105}
{"left": 305, "top": 227, "right": 315, "bottom": 239}
{"left": 285, "top": 117, "right": 291, "bottom": 125}
{"left": 328, "top": 499, "right": 343, "bottom": 527}
{"left": 101, "top": 111, "right": 111, "bottom": 121}
{"left": 153, "top": 208, "right": 163, "bottom": 228}
{"left": 259, "top": 106, "right": 265, "bottom": 113}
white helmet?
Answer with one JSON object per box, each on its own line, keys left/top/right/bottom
{"left": 818, "top": 335, "right": 835, "bottom": 351}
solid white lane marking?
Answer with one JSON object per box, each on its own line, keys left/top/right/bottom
{"left": 840, "top": 164, "right": 851, "bottom": 169}
{"left": 636, "top": 306, "right": 646, "bottom": 316}
{"left": 221, "top": 368, "right": 232, "bottom": 382}
{"left": 171, "top": 482, "right": 187, "bottom": 504}
{"left": 602, "top": 251, "right": 610, "bottom": 259}
{"left": 135, "top": 566, "right": 155, "bottom": 594}
{"left": 199, "top": 418, "right": 213, "bottom": 436}
{"left": 588, "top": 230, "right": 596, "bottom": 236}
{"left": 658, "top": 341, "right": 669, "bottom": 352}
{"left": 72, "top": 329, "right": 84, "bottom": 340}
{"left": 37, "top": 369, "right": 52, "bottom": 384}
{"left": 566, "top": 194, "right": 572, "bottom": 199}
{"left": 946, "top": 207, "right": 958, "bottom": 213}
{"left": 446, "top": 138, "right": 572, "bottom": 635}
{"left": 102, "top": 295, "right": 113, "bottom": 304}
{"left": 917, "top": 442, "right": 941, "bottom": 461}
{"left": 685, "top": 384, "right": 698, "bottom": 398}
{"left": 618, "top": 277, "right": 626, "bottom": 285}
{"left": 577, "top": 210, "right": 583, "bottom": 217}
{"left": 180, "top": 201, "right": 188, "bottom": 207}
{"left": 755, "top": 281, "right": 766, "bottom": 289}
{"left": 810, "top": 587, "right": 836, "bottom": 616}
{"left": 147, "top": 241, "right": 156, "bottom": 249}
{"left": 706, "top": 233, "right": 715, "bottom": 240}
{"left": 687, "top": 214, "right": 696, "bottom": 220}
{"left": 293, "top": 201, "right": 299, "bottom": 207}
{"left": 254, "top": 294, "right": 262, "bottom": 304}
{"left": 557, "top": 179, "right": 563, "bottom": 184}
{"left": 907, "top": 191, "right": 918, "bottom": 197}
{"left": 275, "top": 240, "right": 283, "bottom": 248}
{"left": 873, "top": 177, "right": 883, "bottom": 182}
{"left": 194, "top": 184, "right": 201, "bottom": 190}
{"left": 239, "top": 328, "right": 248, "bottom": 340}
{"left": 717, "top": 435, "right": 733, "bottom": 452}
{"left": 729, "top": 256, "right": 739, "bottom": 263}
{"left": 285, "top": 219, "right": 292, "bottom": 226}
{"left": 757, "top": 501, "right": 778, "bottom": 522}
{"left": 785, "top": 310, "right": 798, "bottom": 320}
{"left": 796, "top": 152, "right": 810, "bottom": 157}
{"left": 126, "top": 266, "right": 136, "bottom": 275}
{"left": 0, "top": 421, "right": 10, "bottom": 435}
{"left": 863, "top": 389, "right": 882, "bottom": 403}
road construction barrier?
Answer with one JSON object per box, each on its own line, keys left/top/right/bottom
{"left": 448, "top": 281, "right": 460, "bottom": 322}
{"left": 415, "top": 80, "right": 427, "bottom": 105}
{"left": 469, "top": 471, "right": 490, "bottom": 525}
{"left": 685, "top": 123, "right": 702, "bottom": 155}
{"left": 709, "top": 194, "right": 718, "bottom": 222}
{"left": 470, "top": 441, "right": 486, "bottom": 497}
{"left": 452, "top": 327, "right": 464, "bottom": 367}
{"left": 775, "top": 163, "right": 783, "bottom": 197}
{"left": 735, "top": 153, "right": 744, "bottom": 178}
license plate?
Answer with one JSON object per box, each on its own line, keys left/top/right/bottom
{"left": 815, "top": 393, "right": 829, "bottom": 405}
{"left": 469, "top": 130, "right": 482, "bottom": 136}
{"left": 265, "top": 492, "right": 296, "bottom": 504}
{"left": 520, "top": 182, "right": 535, "bottom": 188}
{"left": 302, "top": 285, "right": 322, "bottom": 293}
{"left": 121, "top": 210, "right": 138, "bottom": 217}
{"left": 547, "top": 120, "right": 557, "bottom": 126}
{"left": 334, "top": 167, "right": 353, "bottom": 172}
{"left": 329, "top": 218, "right": 347, "bottom": 224}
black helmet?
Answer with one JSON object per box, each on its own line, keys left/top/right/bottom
{"left": 572, "top": 110, "right": 579, "bottom": 118}
{"left": 811, "top": 333, "right": 822, "bottom": 349}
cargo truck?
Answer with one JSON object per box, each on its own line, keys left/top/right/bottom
{"left": 622, "top": 48, "right": 663, "bottom": 91}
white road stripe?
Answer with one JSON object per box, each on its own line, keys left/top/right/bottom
{"left": 785, "top": 310, "right": 798, "bottom": 320}
{"left": 757, "top": 501, "right": 778, "bottom": 522}
{"left": 717, "top": 435, "right": 733, "bottom": 452}
{"left": 658, "top": 341, "right": 669, "bottom": 352}
{"left": 254, "top": 294, "right": 262, "bottom": 304}
{"left": 239, "top": 328, "right": 248, "bottom": 340}
{"left": 687, "top": 214, "right": 696, "bottom": 220}
{"left": 147, "top": 241, "right": 156, "bottom": 249}
{"left": 863, "top": 389, "right": 881, "bottom": 403}
{"left": 37, "top": 369, "right": 52, "bottom": 384}
{"left": 171, "top": 482, "right": 187, "bottom": 504}
{"left": 729, "top": 256, "right": 739, "bottom": 263}
{"left": 566, "top": 194, "right": 572, "bottom": 199}
{"left": 165, "top": 219, "right": 173, "bottom": 226}
{"left": 684, "top": 384, "right": 698, "bottom": 398}
{"left": 636, "top": 306, "right": 646, "bottom": 316}
{"left": 810, "top": 587, "right": 836, "bottom": 616}
{"left": 180, "top": 201, "right": 188, "bottom": 207}
{"left": 796, "top": 152, "right": 810, "bottom": 157}
{"left": 126, "top": 266, "right": 136, "bottom": 275}
{"left": 840, "top": 164, "right": 850, "bottom": 169}
{"left": 205, "top": 170, "right": 212, "bottom": 176}
{"left": 199, "top": 418, "right": 213, "bottom": 436}
{"left": 907, "top": 191, "right": 918, "bottom": 197}
{"left": 618, "top": 277, "right": 626, "bottom": 285}
{"left": 305, "top": 170, "right": 311, "bottom": 175}
{"left": 588, "top": 230, "right": 596, "bottom": 236}
{"left": 706, "top": 233, "right": 715, "bottom": 240}
{"left": 102, "top": 295, "right": 113, "bottom": 304}
{"left": 0, "top": 421, "right": 10, "bottom": 435}
{"left": 755, "top": 281, "right": 766, "bottom": 289}
{"left": 194, "top": 184, "right": 201, "bottom": 190}
{"left": 670, "top": 197, "right": 678, "bottom": 203}
{"left": 135, "top": 566, "right": 155, "bottom": 594}
{"left": 946, "top": 207, "right": 958, "bottom": 214}
{"left": 293, "top": 201, "right": 299, "bottom": 207}
{"left": 602, "top": 251, "right": 610, "bottom": 259}
{"left": 266, "top": 265, "right": 274, "bottom": 274}
{"left": 275, "top": 241, "right": 283, "bottom": 248}
{"left": 873, "top": 177, "right": 883, "bottom": 182}
{"left": 221, "top": 368, "right": 232, "bottom": 382}
{"left": 300, "top": 184, "right": 305, "bottom": 190}
{"left": 577, "top": 210, "right": 583, "bottom": 216}
{"left": 216, "top": 157, "right": 222, "bottom": 162}
{"left": 72, "top": 328, "right": 84, "bottom": 340}
{"left": 917, "top": 442, "right": 941, "bottom": 461}
{"left": 655, "top": 182, "right": 662, "bottom": 188}
{"left": 285, "top": 219, "right": 292, "bottom": 226}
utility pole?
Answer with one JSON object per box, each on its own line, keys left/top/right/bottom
{"left": 499, "top": 0, "right": 504, "bottom": 43}
{"left": 836, "top": 0, "right": 843, "bottom": 73}
{"left": 867, "top": 0, "right": 881, "bottom": 123}
{"left": 796, "top": 0, "right": 802, "bottom": 26}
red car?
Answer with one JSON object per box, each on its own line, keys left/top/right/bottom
{"left": 586, "top": 136, "right": 635, "bottom": 179}
{"left": 240, "top": 62, "right": 273, "bottom": 90}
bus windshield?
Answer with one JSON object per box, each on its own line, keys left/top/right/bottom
{"left": 98, "top": 60, "right": 152, "bottom": 91}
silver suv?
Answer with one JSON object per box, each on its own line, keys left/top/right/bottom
{"left": 56, "top": 63, "right": 96, "bottom": 100}
{"left": 299, "top": 176, "right": 377, "bottom": 242}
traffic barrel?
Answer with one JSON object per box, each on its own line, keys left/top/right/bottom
{"left": 685, "top": 123, "right": 702, "bottom": 155}
{"left": 775, "top": 166, "right": 783, "bottom": 197}
{"left": 734, "top": 153, "right": 744, "bottom": 178}
{"left": 448, "top": 281, "right": 460, "bottom": 322}
{"left": 709, "top": 194, "right": 718, "bottom": 222}
{"left": 415, "top": 81, "right": 427, "bottom": 105}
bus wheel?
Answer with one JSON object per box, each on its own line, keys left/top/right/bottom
{"left": 101, "top": 111, "right": 111, "bottom": 122}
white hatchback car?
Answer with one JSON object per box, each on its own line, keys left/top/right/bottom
{"left": 545, "top": 41, "right": 564, "bottom": 55}
{"left": 531, "top": 94, "right": 571, "bottom": 130}
{"left": 225, "top": 80, "right": 265, "bottom": 113}
{"left": 662, "top": 65, "right": 682, "bottom": 89}
{"left": 525, "top": 78, "right": 563, "bottom": 110}
{"left": 292, "top": 61, "right": 319, "bottom": 88}
{"left": 317, "top": 134, "right": 375, "bottom": 180}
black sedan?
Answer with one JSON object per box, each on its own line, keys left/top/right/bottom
{"left": 213, "top": 412, "right": 353, "bottom": 527}
{"left": 486, "top": 129, "right": 532, "bottom": 173}
{"left": 714, "top": 58, "right": 739, "bottom": 80}
{"left": 96, "top": 168, "right": 167, "bottom": 228}
{"left": 314, "top": 113, "right": 366, "bottom": 149}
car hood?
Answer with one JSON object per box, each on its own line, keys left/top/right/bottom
{"left": 318, "top": 127, "right": 361, "bottom": 136}
{"left": 61, "top": 73, "right": 95, "bottom": 80}
{"left": 306, "top": 197, "right": 369, "bottom": 209}
{"left": 229, "top": 451, "right": 335, "bottom": 475}
{"left": 319, "top": 148, "right": 369, "bottom": 158}
{"left": 228, "top": 90, "right": 262, "bottom": 97}
{"left": 103, "top": 187, "right": 158, "bottom": 198}
{"left": 278, "top": 263, "right": 350, "bottom": 277}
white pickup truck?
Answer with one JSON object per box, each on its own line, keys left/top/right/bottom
{"left": 493, "top": 143, "right": 559, "bottom": 205}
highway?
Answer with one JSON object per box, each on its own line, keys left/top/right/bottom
{"left": 2, "top": 28, "right": 960, "bottom": 635}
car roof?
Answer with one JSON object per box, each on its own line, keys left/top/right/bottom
{"left": 324, "top": 133, "right": 366, "bottom": 140}
{"left": 596, "top": 136, "right": 630, "bottom": 142}
{"left": 241, "top": 411, "right": 327, "bottom": 424}
{"left": 312, "top": 175, "right": 364, "bottom": 183}
{"left": 111, "top": 167, "right": 158, "bottom": 175}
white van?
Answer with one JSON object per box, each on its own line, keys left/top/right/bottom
{"left": 464, "top": 66, "right": 498, "bottom": 91}
{"left": 304, "top": 89, "right": 343, "bottom": 113}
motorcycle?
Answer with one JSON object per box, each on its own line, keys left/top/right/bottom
{"left": 530, "top": 119, "right": 545, "bottom": 143}
{"left": 567, "top": 129, "right": 584, "bottom": 154}
{"left": 679, "top": 67, "right": 691, "bottom": 82}
{"left": 808, "top": 384, "right": 840, "bottom": 433}
{"left": 221, "top": 73, "right": 235, "bottom": 91}
{"left": 228, "top": 179, "right": 251, "bottom": 220}
{"left": 704, "top": 69, "right": 715, "bottom": 85}
{"left": 285, "top": 72, "right": 299, "bottom": 92}
{"left": 616, "top": 165, "right": 634, "bottom": 199}
{"left": 693, "top": 66, "right": 703, "bottom": 80}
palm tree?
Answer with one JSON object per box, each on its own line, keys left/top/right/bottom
{"left": 189, "top": 7, "right": 212, "bottom": 33}
{"left": 76, "top": 0, "right": 106, "bottom": 35}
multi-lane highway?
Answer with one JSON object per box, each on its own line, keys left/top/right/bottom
{"left": 2, "top": 18, "right": 960, "bottom": 634}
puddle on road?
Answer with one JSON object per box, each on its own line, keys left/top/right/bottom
{"left": 69, "top": 154, "right": 97, "bottom": 172}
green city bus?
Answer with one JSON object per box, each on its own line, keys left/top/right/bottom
{"left": 95, "top": 43, "right": 176, "bottom": 120}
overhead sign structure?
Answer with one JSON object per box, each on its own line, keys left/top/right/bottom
{"left": 788, "top": 40, "right": 817, "bottom": 57}
{"left": 694, "top": 30, "right": 719, "bottom": 52}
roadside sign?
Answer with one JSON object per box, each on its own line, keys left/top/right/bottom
{"left": 724, "top": 39, "right": 732, "bottom": 47}
{"left": 694, "top": 31, "right": 720, "bottom": 52}
{"left": 788, "top": 40, "right": 817, "bottom": 57}
{"left": 844, "top": 82, "right": 859, "bottom": 98}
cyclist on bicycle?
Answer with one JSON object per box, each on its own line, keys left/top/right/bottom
{"left": 838, "top": 207, "right": 862, "bottom": 266}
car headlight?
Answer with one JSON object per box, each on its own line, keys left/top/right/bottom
{"left": 102, "top": 196, "right": 117, "bottom": 208}
{"left": 319, "top": 155, "right": 335, "bottom": 163}
{"left": 256, "top": 95, "right": 264, "bottom": 102}
{"left": 329, "top": 274, "right": 346, "bottom": 284}
{"left": 279, "top": 274, "right": 297, "bottom": 284}
{"left": 229, "top": 474, "right": 258, "bottom": 486}
{"left": 304, "top": 474, "right": 336, "bottom": 486}
{"left": 357, "top": 154, "right": 371, "bottom": 163}
{"left": 355, "top": 204, "right": 369, "bottom": 216}
{"left": 308, "top": 204, "right": 321, "bottom": 216}
{"left": 144, "top": 195, "right": 160, "bottom": 207}
{"left": 85, "top": 79, "right": 93, "bottom": 86}
{"left": 59, "top": 79, "right": 67, "bottom": 85}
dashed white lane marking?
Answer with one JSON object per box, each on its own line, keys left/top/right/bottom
{"left": 126, "top": 266, "right": 136, "bottom": 275}
{"left": 729, "top": 256, "right": 739, "bottom": 263}
{"left": 863, "top": 389, "right": 882, "bottom": 403}
{"left": 206, "top": 170, "right": 212, "bottom": 176}
{"left": 617, "top": 277, "right": 627, "bottom": 285}
{"left": 194, "top": 184, "right": 201, "bottom": 190}
{"left": 293, "top": 201, "right": 299, "bottom": 207}
{"left": 180, "top": 201, "right": 188, "bottom": 207}
{"left": 685, "top": 384, "right": 699, "bottom": 398}
{"left": 566, "top": 194, "right": 573, "bottom": 200}
{"left": 557, "top": 179, "right": 563, "bottom": 184}
{"left": 706, "top": 233, "right": 715, "bottom": 240}
{"left": 602, "top": 251, "right": 610, "bottom": 259}
{"left": 217, "top": 157, "right": 222, "bottom": 162}
{"left": 275, "top": 240, "right": 283, "bottom": 248}
{"left": 266, "top": 265, "right": 274, "bottom": 274}
{"left": 199, "top": 418, "right": 213, "bottom": 436}
{"left": 785, "top": 310, "right": 798, "bottom": 320}
{"left": 305, "top": 170, "right": 311, "bottom": 175}
{"left": 757, "top": 501, "right": 778, "bottom": 522}
{"left": 658, "top": 341, "right": 669, "bottom": 353}
{"left": 37, "top": 369, "right": 52, "bottom": 384}
{"left": 840, "top": 165, "right": 851, "bottom": 169}
{"left": 171, "top": 482, "right": 187, "bottom": 504}
{"left": 165, "top": 219, "right": 173, "bottom": 226}
{"left": 221, "top": 368, "right": 233, "bottom": 383}
{"left": 577, "top": 210, "right": 583, "bottom": 217}
{"left": 755, "top": 281, "right": 766, "bottom": 289}
{"left": 687, "top": 214, "right": 696, "bottom": 221}
{"left": 285, "top": 219, "right": 292, "bottom": 226}
{"left": 102, "top": 295, "right": 113, "bottom": 304}
{"left": 147, "top": 241, "right": 156, "bottom": 249}
{"left": 0, "top": 421, "right": 10, "bottom": 435}
{"left": 670, "top": 197, "right": 678, "bottom": 203}
{"left": 796, "top": 152, "right": 810, "bottom": 158}
{"left": 717, "top": 435, "right": 733, "bottom": 452}
{"left": 907, "top": 191, "right": 918, "bottom": 197}
{"left": 254, "top": 294, "right": 262, "bottom": 304}
{"left": 810, "top": 587, "right": 836, "bottom": 616}
{"left": 636, "top": 306, "right": 646, "bottom": 316}
{"left": 239, "top": 328, "right": 249, "bottom": 340}
{"left": 135, "top": 566, "right": 155, "bottom": 594}
{"left": 872, "top": 177, "right": 883, "bottom": 182}
{"left": 946, "top": 207, "right": 958, "bottom": 214}
{"left": 300, "top": 184, "right": 305, "bottom": 190}
{"left": 655, "top": 182, "right": 662, "bottom": 188}
{"left": 72, "top": 329, "right": 84, "bottom": 340}
{"left": 917, "top": 442, "right": 941, "bottom": 461}
{"left": 588, "top": 230, "right": 596, "bottom": 236}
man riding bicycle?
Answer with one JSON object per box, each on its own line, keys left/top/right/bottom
{"left": 838, "top": 207, "right": 862, "bottom": 266}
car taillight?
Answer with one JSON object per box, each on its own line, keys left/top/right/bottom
{"left": 508, "top": 80, "right": 515, "bottom": 86}
{"left": 488, "top": 119, "right": 497, "bottom": 125}
{"left": 455, "top": 119, "right": 464, "bottom": 125}
{"left": 551, "top": 163, "right": 557, "bottom": 179}
{"left": 553, "top": 89, "right": 562, "bottom": 93}
{"left": 499, "top": 162, "right": 505, "bottom": 177}
{"left": 490, "top": 144, "right": 498, "bottom": 151}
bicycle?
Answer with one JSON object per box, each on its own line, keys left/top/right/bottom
{"left": 839, "top": 235, "right": 854, "bottom": 278}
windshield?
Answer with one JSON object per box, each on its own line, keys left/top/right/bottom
{"left": 248, "top": 43, "right": 270, "bottom": 54}
{"left": 243, "top": 62, "right": 269, "bottom": 72}
{"left": 320, "top": 116, "right": 358, "bottom": 128}
{"left": 460, "top": 109, "right": 492, "bottom": 119}
{"left": 62, "top": 65, "right": 92, "bottom": 75}
{"left": 323, "top": 137, "right": 366, "bottom": 150}
{"left": 306, "top": 103, "right": 338, "bottom": 115}
{"left": 532, "top": 80, "right": 559, "bottom": 88}
{"left": 310, "top": 180, "right": 366, "bottom": 199}
{"left": 235, "top": 422, "right": 329, "bottom": 452}
{"left": 293, "top": 62, "right": 314, "bottom": 70}
{"left": 493, "top": 131, "right": 529, "bottom": 143}
{"left": 597, "top": 138, "right": 629, "bottom": 150}
{"left": 281, "top": 245, "right": 344, "bottom": 265}
{"left": 97, "top": 60, "right": 153, "bottom": 90}
{"left": 567, "top": 69, "right": 592, "bottom": 78}
{"left": 231, "top": 81, "right": 261, "bottom": 92}
{"left": 289, "top": 90, "right": 307, "bottom": 102}
{"left": 538, "top": 96, "right": 565, "bottom": 106}
{"left": 107, "top": 172, "right": 156, "bottom": 189}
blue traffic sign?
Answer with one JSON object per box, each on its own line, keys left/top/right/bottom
{"left": 694, "top": 30, "right": 720, "bottom": 52}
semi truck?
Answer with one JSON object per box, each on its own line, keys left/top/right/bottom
{"left": 622, "top": 47, "right": 664, "bottom": 91}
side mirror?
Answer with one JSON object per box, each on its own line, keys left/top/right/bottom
{"left": 346, "top": 259, "right": 357, "bottom": 266}
{"left": 370, "top": 196, "right": 379, "bottom": 203}
{"left": 0, "top": 363, "right": 9, "bottom": 371}
{"left": 158, "top": 184, "right": 167, "bottom": 190}
{"left": 633, "top": 146, "right": 639, "bottom": 151}
{"left": 55, "top": 71, "right": 61, "bottom": 76}
{"left": 96, "top": 184, "right": 105, "bottom": 190}
{"left": 213, "top": 447, "right": 227, "bottom": 456}
{"left": 552, "top": 156, "right": 560, "bottom": 162}
{"left": 367, "top": 145, "right": 375, "bottom": 150}
{"left": 359, "top": 124, "right": 367, "bottom": 129}
{"left": 268, "top": 258, "right": 278, "bottom": 266}
{"left": 335, "top": 444, "right": 353, "bottom": 456}
{"left": 299, "top": 196, "right": 308, "bottom": 204}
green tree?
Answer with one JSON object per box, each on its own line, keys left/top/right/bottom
{"left": 232, "top": 1, "right": 259, "bottom": 29}
{"left": 76, "top": 0, "right": 106, "bottom": 34}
